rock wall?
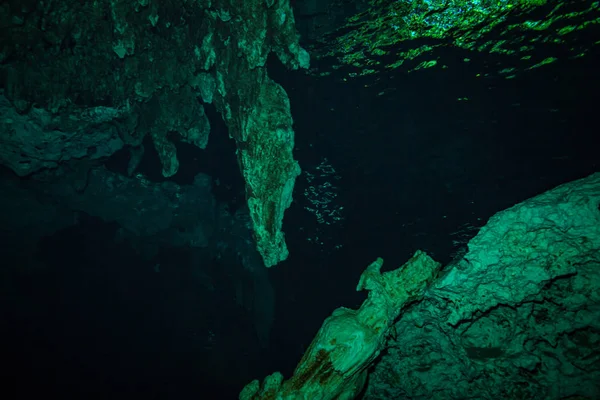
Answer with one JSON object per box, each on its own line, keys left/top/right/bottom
{"left": 366, "top": 172, "right": 600, "bottom": 399}
{"left": 0, "top": 0, "right": 309, "bottom": 267}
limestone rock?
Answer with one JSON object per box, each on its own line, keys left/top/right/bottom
{"left": 0, "top": 94, "right": 127, "bottom": 176}
{"left": 0, "top": 0, "right": 308, "bottom": 267}
{"left": 241, "top": 172, "right": 600, "bottom": 399}
{"left": 240, "top": 251, "right": 442, "bottom": 399}
{"left": 365, "top": 172, "right": 600, "bottom": 399}
{"left": 207, "top": 0, "right": 308, "bottom": 266}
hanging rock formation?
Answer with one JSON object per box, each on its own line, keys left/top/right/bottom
{"left": 205, "top": 0, "right": 309, "bottom": 267}
{"left": 0, "top": 0, "right": 308, "bottom": 267}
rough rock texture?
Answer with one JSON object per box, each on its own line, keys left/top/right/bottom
{"left": 238, "top": 172, "right": 600, "bottom": 399}
{"left": 0, "top": 0, "right": 309, "bottom": 267}
{"left": 49, "top": 168, "right": 216, "bottom": 248}
{"left": 365, "top": 172, "right": 600, "bottom": 399}
{"left": 207, "top": 0, "right": 309, "bottom": 266}
{"left": 0, "top": 0, "right": 208, "bottom": 177}
{"left": 0, "top": 94, "right": 129, "bottom": 176}
{"left": 0, "top": 166, "right": 217, "bottom": 263}
{"left": 240, "top": 251, "right": 442, "bottom": 400}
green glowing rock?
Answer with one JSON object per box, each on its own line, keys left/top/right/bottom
{"left": 241, "top": 251, "right": 442, "bottom": 399}
{"left": 207, "top": 0, "right": 309, "bottom": 267}
{"left": 0, "top": 0, "right": 308, "bottom": 266}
